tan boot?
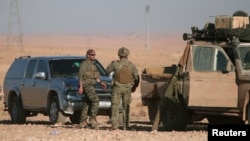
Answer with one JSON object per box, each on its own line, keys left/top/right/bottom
{"left": 77, "top": 119, "right": 88, "bottom": 128}
{"left": 110, "top": 126, "right": 118, "bottom": 131}
{"left": 89, "top": 117, "right": 100, "bottom": 126}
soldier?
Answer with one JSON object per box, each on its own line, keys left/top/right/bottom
{"left": 106, "top": 47, "right": 139, "bottom": 130}
{"left": 78, "top": 49, "right": 106, "bottom": 129}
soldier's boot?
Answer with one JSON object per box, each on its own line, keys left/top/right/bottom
{"left": 76, "top": 119, "right": 88, "bottom": 128}
{"left": 110, "top": 126, "right": 118, "bottom": 130}
{"left": 89, "top": 117, "right": 100, "bottom": 129}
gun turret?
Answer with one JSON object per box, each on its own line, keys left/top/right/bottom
{"left": 183, "top": 11, "right": 250, "bottom": 42}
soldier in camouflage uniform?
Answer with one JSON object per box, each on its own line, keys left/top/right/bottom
{"left": 78, "top": 49, "right": 106, "bottom": 128}
{"left": 106, "top": 47, "right": 139, "bottom": 130}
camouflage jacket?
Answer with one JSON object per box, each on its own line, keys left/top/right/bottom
{"left": 106, "top": 58, "right": 139, "bottom": 88}
{"left": 78, "top": 59, "right": 100, "bottom": 85}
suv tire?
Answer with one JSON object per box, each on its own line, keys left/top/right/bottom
{"left": 10, "top": 96, "right": 26, "bottom": 124}
{"left": 69, "top": 110, "right": 82, "bottom": 124}
{"left": 49, "top": 96, "right": 66, "bottom": 124}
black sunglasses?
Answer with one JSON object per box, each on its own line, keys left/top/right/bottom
{"left": 88, "top": 54, "right": 96, "bottom": 56}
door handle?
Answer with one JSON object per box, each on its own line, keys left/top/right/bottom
{"left": 32, "top": 82, "right": 36, "bottom": 86}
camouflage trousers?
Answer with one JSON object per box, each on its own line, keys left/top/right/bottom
{"left": 80, "top": 85, "right": 100, "bottom": 121}
{"left": 110, "top": 86, "right": 131, "bottom": 128}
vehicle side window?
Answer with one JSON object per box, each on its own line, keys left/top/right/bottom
{"left": 37, "top": 60, "right": 47, "bottom": 74}
{"left": 25, "top": 60, "right": 37, "bottom": 78}
{"left": 193, "top": 46, "right": 228, "bottom": 72}
{"left": 238, "top": 47, "right": 250, "bottom": 69}
{"left": 193, "top": 46, "right": 213, "bottom": 71}
{"left": 242, "top": 51, "right": 250, "bottom": 69}
{"left": 215, "top": 50, "right": 228, "bottom": 71}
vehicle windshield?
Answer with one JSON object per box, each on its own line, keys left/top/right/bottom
{"left": 49, "top": 59, "right": 107, "bottom": 77}
{"left": 238, "top": 45, "right": 250, "bottom": 70}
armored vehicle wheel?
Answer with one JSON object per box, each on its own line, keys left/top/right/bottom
{"left": 49, "top": 96, "right": 66, "bottom": 124}
{"left": 161, "top": 98, "right": 177, "bottom": 131}
{"left": 175, "top": 97, "right": 188, "bottom": 130}
{"left": 69, "top": 110, "right": 82, "bottom": 124}
{"left": 9, "top": 96, "right": 26, "bottom": 124}
{"left": 162, "top": 96, "right": 188, "bottom": 131}
{"left": 147, "top": 100, "right": 160, "bottom": 123}
{"left": 247, "top": 103, "right": 250, "bottom": 124}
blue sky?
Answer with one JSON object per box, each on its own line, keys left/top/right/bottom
{"left": 0, "top": 0, "right": 249, "bottom": 35}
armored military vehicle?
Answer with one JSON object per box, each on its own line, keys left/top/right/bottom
{"left": 141, "top": 11, "right": 250, "bottom": 131}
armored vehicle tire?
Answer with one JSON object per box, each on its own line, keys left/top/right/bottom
{"left": 49, "top": 96, "right": 66, "bottom": 124}
{"left": 69, "top": 110, "right": 82, "bottom": 124}
{"left": 175, "top": 97, "right": 188, "bottom": 130}
{"left": 147, "top": 100, "right": 160, "bottom": 123}
{"left": 247, "top": 103, "right": 250, "bottom": 124}
{"left": 162, "top": 97, "right": 188, "bottom": 131}
{"left": 9, "top": 96, "right": 26, "bottom": 124}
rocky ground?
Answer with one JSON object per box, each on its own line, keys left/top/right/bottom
{"left": 0, "top": 97, "right": 208, "bottom": 141}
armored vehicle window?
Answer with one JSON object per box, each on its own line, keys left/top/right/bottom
{"left": 238, "top": 46, "right": 250, "bottom": 69}
{"left": 215, "top": 50, "right": 227, "bottom": 71}
{"left": 193, "top": 46, "right": 228, "bottom": 71}
{"left": 25, "top": 60, "right": 37, "bottom": 78}
{"left": 193, "top": 46, "right": 213, "bottom": 71}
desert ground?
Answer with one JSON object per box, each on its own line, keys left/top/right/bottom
{"left": 0, "top": 33, "right": 207, "bottom": 141}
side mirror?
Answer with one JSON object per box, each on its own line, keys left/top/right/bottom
{"left": 35, "top": 72, "right": 47, "bottom": 79}
{"left": 109, "top": 71, "right": 114, "bottom": 79}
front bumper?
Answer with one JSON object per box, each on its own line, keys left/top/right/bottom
{"left": 61, "top": 92, "right": 84, "bottom": 114}
{"left": 61, "top": 91, "right": 112, "bottom": 115}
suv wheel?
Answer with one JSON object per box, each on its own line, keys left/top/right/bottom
{"left": 69, "top": 110, "right": 82, "bottom": 124}
{"left": 49, "top": 96, "right": 66, "bottom": 124}
{"left": 10, "top": 96, "right": 26, "bottom": 124}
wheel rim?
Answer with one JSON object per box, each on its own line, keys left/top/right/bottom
{"left": 50, "top": 101, "right": 58, "bottom": 123}
{"left": 11, "top": 100, "right": 18, "bottom": 122}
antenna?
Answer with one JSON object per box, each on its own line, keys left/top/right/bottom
{"left": 145, "top": 5, "right": 150, "bottom": 52}
{"left": 7, "top": 0, "right": 23, "bottom": 49}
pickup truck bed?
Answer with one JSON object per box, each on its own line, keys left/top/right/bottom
{"left": 140, "top": 65, "right": 177, "bottom": 122}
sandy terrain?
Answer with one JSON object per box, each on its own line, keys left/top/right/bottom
{"left": 0, "top": 33, "right": 207, "bottom": 141}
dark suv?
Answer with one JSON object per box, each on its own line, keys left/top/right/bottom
{"left": 3, "top": 56, "right": 113, "bottom": 124}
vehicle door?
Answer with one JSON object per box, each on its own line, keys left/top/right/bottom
{"left": 187, "top": 45, "right": 238, "bottom": 108}
{"left": 20, "top": 59, "right": 38, "bottom": 108}
{"left": 31, "top": 59, "right": 50, "bottom": 107}
{"left": 21, "top": 59, "right": 49, "bottom": 108}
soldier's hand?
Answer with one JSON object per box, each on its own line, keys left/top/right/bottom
{"left": 78, "top": 87, "right": 84, "bottom": 95}
{"left": 100, "top": 81, "right": 107, "bottom": 89}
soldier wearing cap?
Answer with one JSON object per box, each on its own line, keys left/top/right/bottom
{"left": 106, "top": 47, "right": 140, "bottom": 130}
{"left": 78, "top": 49, "right": 106, "bottom": 129}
